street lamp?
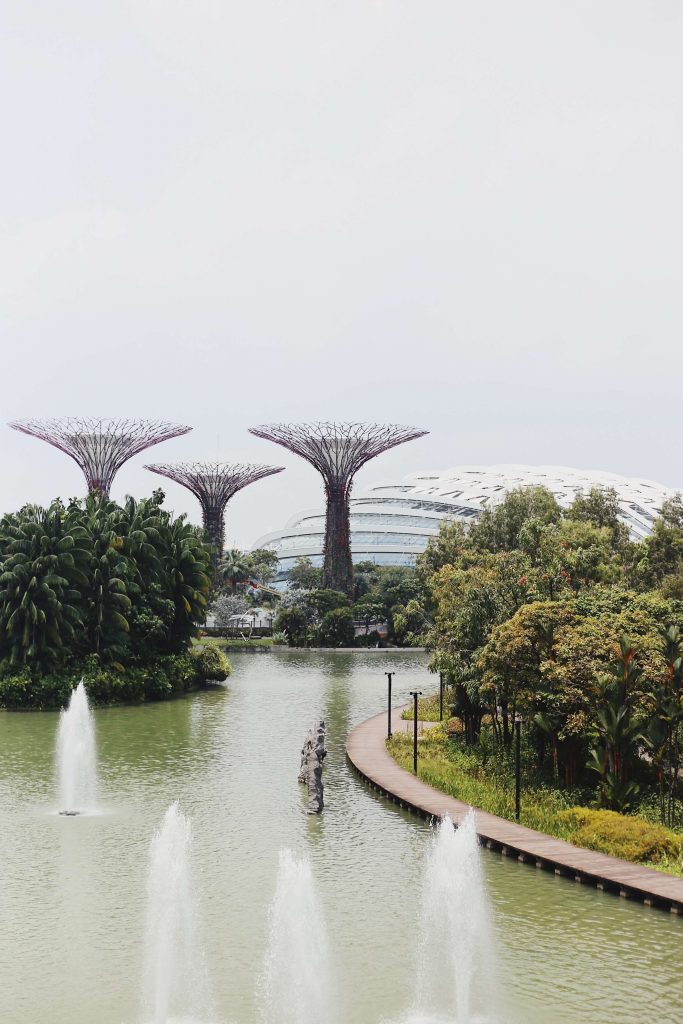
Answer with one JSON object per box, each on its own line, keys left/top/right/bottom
{"left": 514, "top": 715, "right": 522, "bottom": 820}
{"left": 409, "top": 690, "right": 423, "bottom": 774}
{"left": 439, "top": 671, "right": 445, "bottom": 722}
{"left": 386, "top": 672, "right": 394, "bottom": 739}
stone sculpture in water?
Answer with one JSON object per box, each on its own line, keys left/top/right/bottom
{"left": 298, "top": 720, "right": 326, "bottom": 813}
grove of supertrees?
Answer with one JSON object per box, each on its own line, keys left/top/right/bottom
{"left": 9, "top": 417, "right": 191, "bottom": 498}
{"left": 144, "top": 461, "right": 284, "bottom": 584}
{"left": 248, "top": 422, "right": 428, "bottom": 595}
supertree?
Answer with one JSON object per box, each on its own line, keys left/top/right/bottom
{"left": 144, "top": 461, "right": 284, "bottom": 582}
{"left": 8, "top": 417, "right": 191, "bottom": 497}
{"left": 248, "top": 422, "right": 428, "bottom": 595}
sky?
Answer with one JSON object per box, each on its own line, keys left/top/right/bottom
{"left": 1, "top": 1, "right": 682, "bottom": 547}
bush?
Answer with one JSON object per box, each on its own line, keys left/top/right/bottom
{"left": 558, "top": 807, "right": 683, "bottom": 865}
{"left": 192, "top": 644, "right": 231, "bottom": 682}
{"left": 445, "top": 716, "right": 464, "bottom": 737}
{"left": 355, "top": 630, "right": 382, "bottom": 647}
{"left": 318, "top": 607, "right": 355, "bottom": 647}
{"left": 274, "top": 607, "right": 308, "bottom": 647}
{"left": 0, "top": 652, "right": 204, "bottom": 710}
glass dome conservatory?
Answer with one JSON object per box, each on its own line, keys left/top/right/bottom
{"left": 251, "top": 464, "right": 679, "bottom": 583}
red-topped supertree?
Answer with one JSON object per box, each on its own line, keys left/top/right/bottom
{"left": 8, "top": 417, "right": 191, "bottom": 497}
{"left": 144, "top": 461, "right": 284, "bottom": 582}
{"left": 248, "top": 422, "right": 428, "bottom": 595}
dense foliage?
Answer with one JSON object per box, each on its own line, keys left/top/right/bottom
{"left": 270, "top": 558, "right": 430, "bottom": 648}
{"left": 0, "top": 491, "right": 215, "bottom": 707}
{"left": 419, "top": 486, "right": 683, "bottom": 828}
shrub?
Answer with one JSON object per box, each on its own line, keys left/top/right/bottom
{"left": 192, "top": 644, "right": 231, "bottom": 682}
{"left": 445, "top": 716, "right": 464, "bottom": 737}
{"left": 559, "top": 807, "right": 683, "bottom": 865}
{"left": 355, "top": 630, "right": 382, "bottom": 648}
{"left": 319, "top": 607, "right": 355, "bottom": 647}
{"left": 274, "top": 607, "right": 308, "bottom": 647}
{"left": 0, "top": 652, "right": 203, "bottom": 709}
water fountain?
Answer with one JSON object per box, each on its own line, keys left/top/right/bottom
{"left": 413, "top": 812, "right": 498, "bottom": 1024}
{"left": 259, "top": 848, "right": 336, "bottom": 1024}
{"left": 56, "top": 680, "right": 98, "bottom": 815}
{"left": 142, "top": 803, "right": 214, "bottom": 1024}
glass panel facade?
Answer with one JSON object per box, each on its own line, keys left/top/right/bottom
{"left": 297, "top": 512, "right": 441, "bottom": 530}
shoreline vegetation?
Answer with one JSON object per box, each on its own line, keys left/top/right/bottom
{"left": 0, "top": 493, "right": 230, "bottom": 711}
{"left": 390, "top": 701, "right": 683, "bottom": 877}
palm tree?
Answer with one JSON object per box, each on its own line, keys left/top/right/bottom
{"left": 219, "top": 548, "right": 251, "bottom": 595}
{"left": 82, "top": 498, "right": 134, "bottom": 659}
{"left": 0, "top": 503, "right": 89, "bottom": 669}
{"left": 162, "top": 517, "right": 211, "bottom": 649}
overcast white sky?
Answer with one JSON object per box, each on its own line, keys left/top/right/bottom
{"left": 1, "top": 2, "right": 682, "bottom": 546}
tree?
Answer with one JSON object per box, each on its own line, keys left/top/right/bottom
{"left": 274, "top": 606, "right": 308, "bottom": 646}
{"left": 588, "top": 639, "right": 644, "bottom": 811}
{"left": 287, "top": 556, "right": 322, "bottom": 591}
{"left": 218, "top": 549, "right": 251, "bottom": 595}
{"left": 209, "top": 593, "right": 249, "bottom": 628}
{"left": 244, "top": 548, "right": 280, "bottom": 588}
{"left": 566, "top": 486, "right": 629, "bottom": 547}
{"left": 0, "top": 503, "right": 88, "bottom": 670}
{"left": 469, "top": 486, "right": 562, "bottom": 554}
{"left": 391, "top": 599, "right": 428, "bottom": 646}
{"left": 353, "top": 598, "right": 386, "bottom": 635}
{"left": 161, "top": 517, "right": 210, "bottom": 650}
{"left": 416, "top": 520, "right": 469, "bottom": 577}
{"left": 318, "top": 607, "right": 355, "bottom": 647}
{"left": 352, "top": 560, "right": 378, "bottom": 600}
{"left": 82, "top": 498, "right": 134, "bottom": 659}
{"left": 305, "top": 589, "right": 350, "bottom": 619}
{"left": 638, "top": 496, "right": 683, "bottom": 588}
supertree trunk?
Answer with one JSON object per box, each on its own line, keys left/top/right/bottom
{"left": 202, "top": 505, "right": 226, "bottom": 587}
{"left": 323, "top": 484, "right": 353, "bottom": 594}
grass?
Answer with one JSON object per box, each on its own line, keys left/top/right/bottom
{"left": 387, "top": 727, "right": 683, "bottom": 877}
{"left": 195, "top": 636, "right": 274, "bottom": 648}
{"left": 401, "top": 691, "right": 443, "bottom": 721}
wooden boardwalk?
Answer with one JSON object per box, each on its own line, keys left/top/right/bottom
{"left": 346, "top": 706, "right": 683, "bottom": 914}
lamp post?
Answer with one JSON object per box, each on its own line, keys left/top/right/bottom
{"left": 514, "top": 717, "right": 522, "bottom": 821}
{"left": 439, "top": 671, "right": 444, "bottom": 722}
{"left": 386, "top": 672, "right": 394, "bottom": 739}
{"left": 409, "top": 690, "right": 422, "bottom": 774}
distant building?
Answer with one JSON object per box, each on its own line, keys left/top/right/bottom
{"left": 252, "top": 464, "right": 680, "bottom": 583}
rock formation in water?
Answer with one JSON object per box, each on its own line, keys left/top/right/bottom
{"left": 299, "top": 720, "right": 326, "bottom": 813}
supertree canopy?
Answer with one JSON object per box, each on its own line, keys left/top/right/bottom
{"left": 248, "top": 422, "right": 428, "bottom": 595}
{"left": 8, "top": 417, "right": 191, "bottom": 497}
{"left": 144, "top": 461, "right": 284, "bottom": 582}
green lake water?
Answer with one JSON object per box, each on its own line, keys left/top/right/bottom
{"left": 1, "top": 650, "right": 681, "bottom": 1024}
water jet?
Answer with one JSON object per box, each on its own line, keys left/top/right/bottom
{"left": 56, "top": 680, "right": 98, "bottom": 815}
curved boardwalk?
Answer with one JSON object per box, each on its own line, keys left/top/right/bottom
{"left": 346, "top": 707, "right": 683, "bottom": 915}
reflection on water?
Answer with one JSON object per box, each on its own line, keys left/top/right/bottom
{"left": 0, "top": 651, "right": 682, "bottom": 1024}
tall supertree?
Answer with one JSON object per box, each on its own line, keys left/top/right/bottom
{"left": 248, "top": 422, "right": 428, "bottom": 595}
{"left": 8, "top": 417, "right": 191, "bottom": 497}
{"left": 144, "top": 461, "right": 284, "bottom": 582}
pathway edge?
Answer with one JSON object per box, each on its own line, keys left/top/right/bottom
{"left": 346, "top": 706, "right": 683, "bottom": 915}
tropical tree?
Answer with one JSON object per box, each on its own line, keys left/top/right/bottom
{"left": 244, "top": 548, "right": 280, "bottom": 588}
{"left": 218, "top": 548, "right": 251, "bottom": 595}
{"left": 81, "top": 498, "right": 134, "bottom": 660}
{"left": 162, "top": 517, "right": 211, "bottom": 650}
{"left": 0, "top": 503, "right": 88, "bottom": 670}
{"left": 287, "top": 556, "right": 322, "bottom": 591}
